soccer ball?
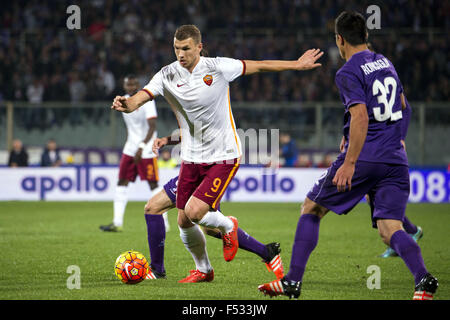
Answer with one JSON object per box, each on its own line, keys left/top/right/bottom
{"left": 114, "top": 250, "right": 149, "bottom": 284}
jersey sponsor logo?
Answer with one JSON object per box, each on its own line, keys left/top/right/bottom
{"left": 203, "top": 74, "right": 213, "bottom": 86}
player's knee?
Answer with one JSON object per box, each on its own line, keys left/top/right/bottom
{"left": 377, "top": 227, "right": 391, "bottom": 246}
{"left": 184, "top": 205, "right": 201, "bottom": 222}
{"left": 144, "top": 203, "right": 154, "bottom": 215}
{"left": 144, "top": 200, "right": 159, "bottom": 215}
{"left": 184, "top": 200, "right": 208, "bottom": 223}
{"left": 177, "top": 211, "right": 194, "bottom": 228}
{"left": 377, "top": 219, "right": 402, "bottom": 246}
{"left": 301, "top": 198, "right": 327, "bottom": 219}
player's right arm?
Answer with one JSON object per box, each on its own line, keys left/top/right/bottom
{"left": 400, "top": 93, "right": 411, "bottom": 151}
{"left": 111, "top": 90, "right": 151, "bottom": 113}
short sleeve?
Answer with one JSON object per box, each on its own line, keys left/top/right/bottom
{"left": 143, "top": 100, "right": 157, "bottom": 119}
{"left": 215, "top": 57, "right": 245, "bottom": 82}
{"left": 335, "top": 70, "right": 366, "bottom": 110}
{"left": 143, "top": 70, "right": 164, "bottom": 99}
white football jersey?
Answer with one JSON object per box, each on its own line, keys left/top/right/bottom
{"left": 122, "top": 94, "right": 158, "bottom": 159}
{"left": 143, "top": 56, "right": 244, "bottom": 163}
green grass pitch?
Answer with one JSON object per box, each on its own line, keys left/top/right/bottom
{"left": 0, "top": 201, "right": 448, "bottom": 300}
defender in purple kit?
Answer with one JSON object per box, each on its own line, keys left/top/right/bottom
{"left": 259, "top": 11, "right": 438, "bottom": 300}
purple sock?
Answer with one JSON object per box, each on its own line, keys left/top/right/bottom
{"left": 390, "top": 230, "right": 428, "bottom": 285}
{"left": 210, "top": 228, "right": 269, "bottom": 260}
{"left": 402, "top": 216, "right": 418, "bottom": 234}
{"left": 286, "top": 214, "right": 321, "bottom": 282}
{"left": 145, "top": 214, "right": 166, "bottom": 274}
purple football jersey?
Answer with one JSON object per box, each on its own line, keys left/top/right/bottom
{"left": 335, "top": 49, "right": 408, "bottom": 166}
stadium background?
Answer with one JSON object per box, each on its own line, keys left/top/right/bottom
{"left": 0, "top": 0, "right": 448, "bottom": 167}
{"left": 0, "top": 0, "right": 449, "bottom": 302}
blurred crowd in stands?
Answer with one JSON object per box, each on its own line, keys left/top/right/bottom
{"left": 8, "top": 138, "right": 62, "bottom": 167}
{"left": 1, "top": 0, "right": 448, "bottom": 108}
{"left": 7, "top": 137, "right": 182, "bottom": 168}
{"left": 0, "top": 0, "right": 448, "bottom": 167}
{"left": 7, "top": 135, "right": 334, "bottom": 168}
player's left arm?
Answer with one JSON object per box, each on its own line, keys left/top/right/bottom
{"left": 400, "top": 93, "right": 411, "bottom": 151}
{"left": 332, "top": 104, "right": 368, "bottom": 192}
{"left": 243, "top": 48, "right": 323, "bottom": 75}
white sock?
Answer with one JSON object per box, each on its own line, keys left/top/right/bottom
{"left": 163, "top": 212, "right": 170, "bottom": 232}
{"left": 179, "top": 225, "right": 212, "bottom": 273}
{"left": 197, "top": 210, "right": 234, "bottom": 234}
{"left": 113, "top": 185, "right": 128, "bottom": 227}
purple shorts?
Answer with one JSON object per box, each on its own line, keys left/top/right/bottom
{"left": 307, "top": 154, "right": 410, "bottom": 228}
{"left": 163, "top": 176, "right": 179, "bottom": 204}
{"left": 163, "top": 175, "right": 221, "bottom": 211}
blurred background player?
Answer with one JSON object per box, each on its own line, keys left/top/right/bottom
{"left": 280, "top": 132, "right": 298, "bottom": 167}
{"left": 259, "top": 11, "right": 438, "bottom": 300}
{"left": 40, "top": 139, "right": 62, "bottom": 167}
{"left": 157, "top": 149, "right": 178, "bottom": 169}
{"left": 111, "top": 24, "right": 323, "bottom": 282}
{"left": 100, "top": 75, "right": 169, "bottom": 232}
{"left": 8, "top": 139, "right": 29, "bottom": 167}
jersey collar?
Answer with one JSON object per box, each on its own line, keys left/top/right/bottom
{"left": 177, "top": 56, "right": 203, "bottom": 75}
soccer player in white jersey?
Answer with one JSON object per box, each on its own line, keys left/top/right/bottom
{"left": 111, "top": 25, "right": 323, "bottom": 282}
{"left": 101, "top": 75, "right": 169, "bottom": 232}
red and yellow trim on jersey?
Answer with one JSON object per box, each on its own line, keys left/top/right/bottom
{"left": 141, "top": 88, "right": 155, "bottom": 100}
{"left": 211, "top": 158, "right": 240, "bottom": 209}
{"left": 240, "top": 60, "right": 247, "bottom": 76}
{"left": 227, "top": 87, "right": 241, "bottom": 156}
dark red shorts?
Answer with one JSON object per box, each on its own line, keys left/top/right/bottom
{"left": 176, "top": 158, "right": 240, "bottom": 210}
{"left": 118, "top": 154, "right": 159, "bottom": 182}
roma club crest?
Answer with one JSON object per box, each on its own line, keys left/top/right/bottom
{"left": 203, "top": 74, "right": 213, "bottom": 86}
